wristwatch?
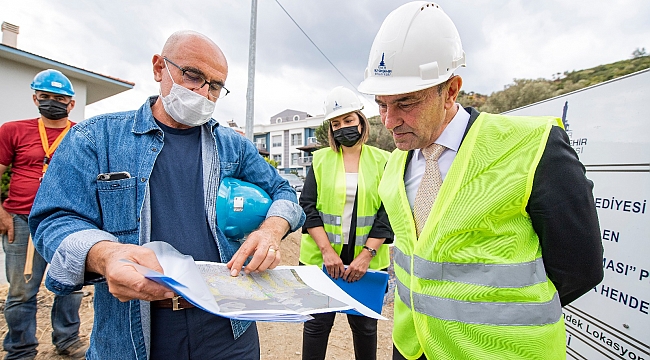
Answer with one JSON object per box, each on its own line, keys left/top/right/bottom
{"left": 363, "top": 245, "right": 377, "bottom": 258}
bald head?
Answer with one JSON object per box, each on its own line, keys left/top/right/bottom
{"left": 161, "top": 31, "right": 226, "bottom": 65}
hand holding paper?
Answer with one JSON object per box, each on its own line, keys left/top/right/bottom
{"left": 127, "top": 242, "right": 387, "bottom": 322}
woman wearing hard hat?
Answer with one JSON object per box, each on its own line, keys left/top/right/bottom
{"left": 299, "top": 86, "right": 393, "bottom": 360}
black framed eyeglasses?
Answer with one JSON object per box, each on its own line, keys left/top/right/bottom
{"left": 164, "top": 57, "right": 230, "bottom": 99}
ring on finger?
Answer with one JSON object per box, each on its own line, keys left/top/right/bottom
{"left": 268, "top": 246, "right": 277, "bottom": 253}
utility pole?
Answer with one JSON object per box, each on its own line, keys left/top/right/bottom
{"left": 245, "top": 0, "right": 258, "bottom": 141}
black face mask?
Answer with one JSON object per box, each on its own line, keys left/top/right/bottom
{"left": 333, "top": 126, "right": 362, "bottom": 147}
{"left": 38, "top": 99, "right": 69, "bottom": 120}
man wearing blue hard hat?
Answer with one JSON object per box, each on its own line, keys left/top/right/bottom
{"left": 28, "top": 31, "right": 304, "bottom": 359}
{"left": 0, "top": 69, "right": 87, "bottom": 359}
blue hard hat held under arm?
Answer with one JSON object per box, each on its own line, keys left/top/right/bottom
{"left": 217, "top": 178, "right": 272, "bottom": 241}
{"left": 31, "top": 69, "right": 75, "bottom": 96}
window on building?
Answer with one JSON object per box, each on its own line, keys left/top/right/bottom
{"left": 272, "top": 154, "right": 282, "bottom": 166}
{"left": 291, "top": 153, "right": 300, "bottom": 165}
{"left": 293, "top": 115, "right": 300, "bottom": 121}
{"left": 276, "top": 118, "right": 282, "bottom": 124}
{"left": 291, "top": 133, "right": 302, "bottom": 146}
{"left": 255, "top": 138, "right": 267, "bottom": 150}
{"left": 272, "top": 135, "right": 282, "bottom": 147}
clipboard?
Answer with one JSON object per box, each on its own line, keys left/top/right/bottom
{"left": 322, "top": 265, "right": 389, "bottom": 316}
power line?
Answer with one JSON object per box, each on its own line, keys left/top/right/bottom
{"left": 273, "top": 0, "right": 365, "bottom": 95}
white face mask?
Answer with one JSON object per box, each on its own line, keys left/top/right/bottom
{"left": 160, "top": 64, "right": 216, "bottom": 127}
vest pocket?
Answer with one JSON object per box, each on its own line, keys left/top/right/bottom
{"left": 97, "top": 177, "right": 138, "bottom": 233}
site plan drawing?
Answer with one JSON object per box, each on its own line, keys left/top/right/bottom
{"left": 126, "top": 241, "right": 386, "bottom": 322}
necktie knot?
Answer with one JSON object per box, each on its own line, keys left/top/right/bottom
{"left": 422, "top": 143, "right": 445, "bottom": 161}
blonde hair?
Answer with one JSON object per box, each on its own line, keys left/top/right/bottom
{"left": 328, "top": 111, "right": 370, "bottom": 152}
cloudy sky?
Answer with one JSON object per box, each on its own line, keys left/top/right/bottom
{"left": 3, "top": 0, "right": 649, "bottom": 125}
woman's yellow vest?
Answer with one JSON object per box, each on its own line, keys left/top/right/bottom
{"left": 300, "top": 145, "right": 390, "bottom": 269}
{"left": 380, "top": 113, "right": 567, "bottom": 360}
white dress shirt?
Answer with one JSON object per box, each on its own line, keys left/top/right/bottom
{"left": 404, "top": 105, "right": 470, "bottom": 210}
{"left": 341, "top": 173, "right": 358, "bottom": 245}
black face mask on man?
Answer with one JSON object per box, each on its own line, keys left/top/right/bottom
{"left": 38, "top": 99, "right": 69, "bottom": 120}
{"left": 333, "top": 126, "right": 362, "bottom": 147}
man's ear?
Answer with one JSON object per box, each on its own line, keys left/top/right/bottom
{"left": 445, "top": 76, "right": 463, "bottom": 110}
{"left": 67, "top": 99, "right": 76, "bottom": 112}
{"left": 152, "top": 54, "right": 164, "bottom": 83}
{"left": 32, "top": 93, "right": 40, "bottom": 107}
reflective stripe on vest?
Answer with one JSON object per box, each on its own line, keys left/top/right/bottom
{"left": 325, "top": 231, "right": 371, "bottom": 246}
{"left": 393, "top": 247, "right": 548, "bottom": 288}
{"left": 320, "top": 211, "right": 376, "bottom": 245}
{"left": 395, "top": 278, "right": 562, "bottom": 326}
{"left": 318, "top": 211, "right": 376, "bottom": 228}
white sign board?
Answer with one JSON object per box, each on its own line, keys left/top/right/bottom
{"left": 506, "top": 69, "right": 650, "bottom": 360}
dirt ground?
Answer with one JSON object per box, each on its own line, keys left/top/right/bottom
{"left": 0, "top": 232, "right": 395, "bottom": 359}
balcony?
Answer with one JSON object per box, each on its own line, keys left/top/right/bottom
{"left": 298, "top": 156, "right": 313, "bottom": 166}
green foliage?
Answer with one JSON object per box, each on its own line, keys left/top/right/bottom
{"left": 473, "top": 54, "right": 650, "bottom": 113}
{"left": 314, "top": 121, "right": 330, "bottom": 148}
{"left": 456, "top": 90, "right": 488, "bottom": 109}
{"left": 263, "top": 156, "right": 278, "bottom": 168}
{"left": 1, "top": 166, "right": 11, "bottom": 201}
{"left": 559, "top": 55, "right": 650, "bottom": 90}
{"left": 366, "top": 116, "right": 396, "bottom": 152}
{"left": 481, "top": 78, "right": 555, "bottom": 114}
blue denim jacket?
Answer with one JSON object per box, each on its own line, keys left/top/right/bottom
{"left": 29, "top": 97, "right": 305, "bottom": 360}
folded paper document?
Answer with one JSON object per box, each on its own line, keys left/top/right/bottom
{"left": 126, "top": 241, "right": 387, "bottom": 322}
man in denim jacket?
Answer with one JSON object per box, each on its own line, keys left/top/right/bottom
{"left": 28, "top": 31, "right": 305, "bottom": 360}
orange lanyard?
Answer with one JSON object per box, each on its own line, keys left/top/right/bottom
{"left": 38, "top": 119, "right": 71, "bottom": 173}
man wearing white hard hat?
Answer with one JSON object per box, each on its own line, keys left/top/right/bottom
{"left": 358, "top": 2, "right": 603, "bottom": 359}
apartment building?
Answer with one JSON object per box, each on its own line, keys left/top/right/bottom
{"left": 252, "top": 109, "right": 324, "bottom": 176}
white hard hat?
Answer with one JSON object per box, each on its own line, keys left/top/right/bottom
{"left": 323, "top": 86, "right": 364, "bottom": 122}
{"left": 358, "top": 2, "right": 466, "bottom": 96}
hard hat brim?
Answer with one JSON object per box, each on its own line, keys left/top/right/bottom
{"left": 323, "top": 106, "right": 363, "bottom": 122}
{"left": 30, "top": 85, "right": 75, "bottom": 97}
{"left": 358, "top": 73, "right": 453, "bottom": 97}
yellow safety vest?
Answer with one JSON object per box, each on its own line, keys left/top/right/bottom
{"left": 300, "top": 145, "right": 390, "bottom": 269}
{"left": 380, "top": 113, "right": 566, "bottom": 360}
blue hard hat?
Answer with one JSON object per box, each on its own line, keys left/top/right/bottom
{"left": 30, "top": 69, "right": 75, "bottom": 96}
{"left": 217, "top": 178, "right": 272, "bottom": 240}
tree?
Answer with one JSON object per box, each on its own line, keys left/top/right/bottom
{"left": 632, "top": 47, "right": 647, "bottom": 58}
{"left": 457, "top": 90, "right": 488, "bottom": 109}
{"left": 481, "top": 78, "right": 555, "bottom": 113}
{"left": 1, "top": 166, "right": 11, "bottom": 201}
{"left": 263, "top": 156, "right": 278, "bottom": 168}
{"left": 366, "top": 116, "right": 396, "bottom": 152}
{"left": 314, "top": 121, "right": 330, "bottom": 148}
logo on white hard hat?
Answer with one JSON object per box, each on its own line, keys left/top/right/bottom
{"left": 332, "top": 101, "right": 342, "bottom": 111}
{"left": 373, "top": 53, "right": 392, "bottom": 77}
